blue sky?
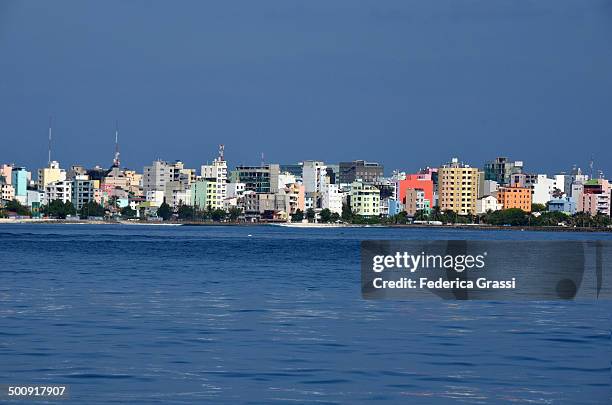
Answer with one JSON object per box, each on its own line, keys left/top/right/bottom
{"left": 1, "top": 0, "right": 611, "bottom": 176}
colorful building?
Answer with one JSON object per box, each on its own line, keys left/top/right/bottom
{"left": 437, "top": 158, "right": 480, "bottom": 215}
{"left": 497, "top": 186, "right": 532, "bottom": 212}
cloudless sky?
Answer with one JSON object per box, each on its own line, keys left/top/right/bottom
{"left": 1, "top": 0, "right": 611, "bottom": 176}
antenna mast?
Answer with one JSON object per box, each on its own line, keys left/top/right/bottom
{"left": 113, "top": 120, "right": 121, "bottom": 168}
{"left": 48, "top": 116, "right": 52, "bottom": 166}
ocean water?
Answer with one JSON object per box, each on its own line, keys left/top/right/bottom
{"left": 0, "top": 224, "right": 610, "bottom": 404}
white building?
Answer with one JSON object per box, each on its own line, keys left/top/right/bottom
{"left": 146, "top": 190, "right": 165, "bottom": 207}
{"left": 277, "top": 173, "right": 297, "bottom": 191}
{"left": 227, "top": 182, "right": 246, "bottom": 198}
{"left": 476, "top": 195, "right": 502, "bottom": 214}
{"left": 531, "top": 174, "right": 565, "bottom": 204}
{"left": 322, "top": 183, "right": 342, "bottom": 215}
{"left": 45, "top": 180, "right": 72, "bottom": 204}
{"left": 302, "top": 161, "right": 328, "bottom": 194}
{"left": 200, "top": 149, "right": 228, "bottom": 208}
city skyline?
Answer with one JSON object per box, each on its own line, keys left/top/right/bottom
{"left": 1, "top": 1, "right": 611, "bottom": 175}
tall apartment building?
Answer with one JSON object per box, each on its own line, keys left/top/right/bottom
{"left": 322, "top": 183, "right": 342, "bottom": 215}
{"left": 191, "top": 179, "right": 218, "bottom": 210}
{"left": 143, "top": 160, "right": 189, "bottom": 193}
{"left": 201, "top": 148, "right": 228, "bottom": 208}
{"left": 232, "top": 164, "right": 280, "bottom": 193}
{"left": 484, "top": 157, "right": 523, "bottom": 185}
{"left": 302, "top": 161, "right": 328, "bottom": 194}
{"left": 339, "top": 160, "right": 384, "bottom": 184}
{"left": 497, "top": 186, "right": 532, "bottom": 212}
{"left": 38, "top": 161, "right": 66, "bottom": 191}
{"left": 11, "top": 167, "right": 29, "bottom": 197}
{"left": 437, "top": 158, "right": 480, "bottom": 215}
{"left": 71, "top": 175, "right": 98, "bottom": 210}
{"left": 349, "top": 180, "right": 380, "bottom": 216}
{"left": 45, "top": 180, "right": 72, "bottom": 204}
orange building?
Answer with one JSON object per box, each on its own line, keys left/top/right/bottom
{"left": 497, "top": 186, "right": 532, "bottom": 212}
{"left": 398, "top": 175, "right": 434, "bottom": 208}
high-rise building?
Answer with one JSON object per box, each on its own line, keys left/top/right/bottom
{"left": 484, "top": 157, "right": 523, "bottom": 185}
{"left": 349, "top": 180, "right": 380, "bottom": 216}
{"left": 11, "top": 167, "right": 29, "bottom": 197}
{"left": 437, "top": 158, "right": 480, "bottom": 215}
{"left": 38, "top": 161, "right": 66, "bottom": 191}
{"left": 200, "top": 146, "right": 228, "bottom": 208}
{"left": 72, "top": 175, "right": 98, "bottom": 210}
{"left": 339, "top": 160, "right": 384, "bottom": 184}
{"left": 232, "top": 164, "right": 280, "bottom": 193}
{"left": 302, "top": 161, "right": 328, "bottom": 194}
{"left": 143, "top": 160, "right": 188, "bottom": 193}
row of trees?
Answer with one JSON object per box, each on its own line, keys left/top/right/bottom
{"left": 155, "top": 203, "right": 243, "bottom": 222}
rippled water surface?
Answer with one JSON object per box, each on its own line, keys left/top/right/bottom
{"left": 1, "top": 224, "right": 611, "bottom": 404}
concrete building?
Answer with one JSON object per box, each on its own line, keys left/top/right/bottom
{"left": 577, "top": 179, "right": 611, "bottom": 216}
{"left": 484, "top": 157, "right": 523, "bottom": 184}
{"left": 11, "top": 167, "right": 29, "bottom": 197}
{"left": 0, "top": 182, "right": 15, "bottom": 202}
{"left": 497, "top": 186, "right": 532, "bottom": 212}
{"left": 349, "top": 180, "right": 380, "bottom": 216}
{"left": 277, "top": 173, "right": 297, "bottom": 191}
{"left": 201, "top": 147, "right": 228, "bottom": 209}
{"left": 227, "top": 182, "right": 246, "bottom": 198}
{"left": 339, "top": 160, "right": 384, "bottom": 184}
{"left": 38, "top": 161, "right": 66, "bottom": 191}
{"left": 302, "top": 161, "right": 328, "bottom": 194}
{"left": 45, "top": 180, "right": 72, "bottom": 204}
{"left": 0, "top": 164, "right": 12, "bottom": 185}
{"left": 232, "top": 164, "right": 280, "bottom": 193}
{"left": 279, "top": 164, "right": 303, "bottom": 179}
{"left": 548, "top": 196, "right": 577, "bottom": 215}
{"left": 479, "top": 180, "right": 499, "bottom": 198}
{"left": 404, "top": 188, "right": 430, "bottom": 216}
{"left": 527, "top": 174, "right": 565, "bottom": 205}
{"left": 321, "top": 183, "right": 342, "bottom": 215}
{"left": 437, "top": 158, "right": 480, "bottom": 215}
{"left": 143, "top": 160, "right": 189, "bottom": 193}
{"left": 476, "top": 195, "right": 503, "bottom": 214}
{"left": 396, "top": 174, "right": 434, "bottom": 209}
{"left": 71, "top": 175, "right": 98, "bottom": 210}
{"left": 190, "top": 179, "right": 218, "bottom": 210}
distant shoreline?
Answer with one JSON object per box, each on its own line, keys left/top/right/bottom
{"left": 1, "top": 218, "right": 611, "bottom": 233}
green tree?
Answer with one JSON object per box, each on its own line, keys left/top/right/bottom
{"left": 485, "top": 208, "right": 529, "bottom": 226}
{"left": 120, "top": 205, "right": 136, "bottom": 219}
{"left": 44, "top": 199, "right": 76, "bottom": 219}
{"left": 341, "top": 203, "right": 353, "bottom": 222}
{"left": 157, "top": 202, "right": 173, "bottom": 221}
{"left": 228, "top": 207, "right": 242, "bottom": 222}
{"left": 79, "top": 201, "right": 105, "bottom": 218}
{"left": 531, "top": 203, "right": 547, "bottom": 213}
{"left": 5, "top": 199, "right": 30, "bottom": 216}
{"left": 306, "top": 208, "right": 316, "bottom": 223}
{"left": 319, "top": 208, "right": 332, "bottom": 223}
{"left": 291, "top": 209, "right": 304, "bottom": 222}
{"left": 210, "top": 208, "right": 227, "bottom": 222}
{"left": 330, "top": 212, "right": 341, "bottom": 223}
{"left": 177, "top": 204, "right": 195, "bottom": 220}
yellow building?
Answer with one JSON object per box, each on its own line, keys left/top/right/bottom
{"left": 37, "top": 161, "right": 66, "bottom": 190}
{"left": 349, "top": 181, "right": 380, "bottom": 216}
{"left": 437, "top": 158, "right": 480, "bottom": 215}
{"left": 190, "top": 179, "right": 219, "bottom": 210}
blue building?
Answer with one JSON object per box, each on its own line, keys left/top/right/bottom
{"left": 548, "top": 196, "right": 576, "bottom": 215}
{"left": 11, "top": 167, "right": 28, "bottom": 197}
{"left": 387, "top": 199, "right": 404, "bottom": 216}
